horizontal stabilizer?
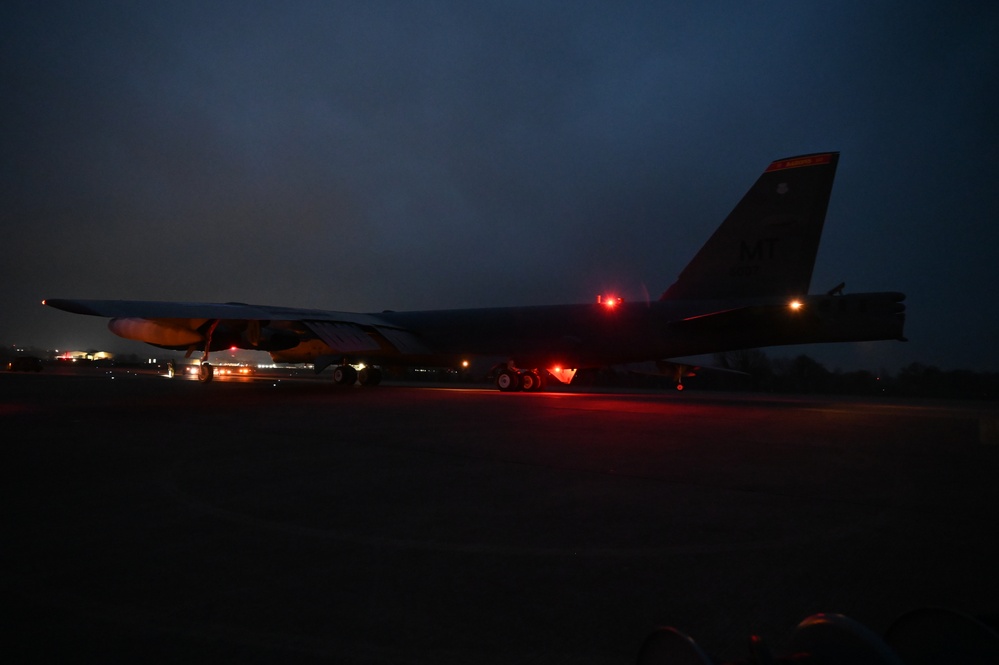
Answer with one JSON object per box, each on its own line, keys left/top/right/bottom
{"left": 668, "top": 305, "right": 798, "bottom": 336}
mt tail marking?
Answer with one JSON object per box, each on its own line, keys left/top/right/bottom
{"left": 661, "top": 151, "right": 839, "bottom": 301}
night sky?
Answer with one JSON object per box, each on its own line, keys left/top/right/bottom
{"left": 4, "top": 2, "right": 998, "bottom": 372}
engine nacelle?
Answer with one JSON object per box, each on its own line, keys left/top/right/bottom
{"left": 108, "top": 318, "right": 204, "bottom": 347}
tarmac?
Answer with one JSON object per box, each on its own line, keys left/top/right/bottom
{"left": 4, "top": 367, "right": 999, "bottom": 663}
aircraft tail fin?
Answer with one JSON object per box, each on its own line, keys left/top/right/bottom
{"left": 661, "top": 152, "right": 839, "bottom": 301}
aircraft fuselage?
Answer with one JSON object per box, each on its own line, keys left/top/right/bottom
{"left": 263, "top": 291, "right": 905, "bottom": 371}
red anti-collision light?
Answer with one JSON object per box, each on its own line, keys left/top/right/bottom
{"left": 597, "top": 294, "right": 622, "bottom": 308}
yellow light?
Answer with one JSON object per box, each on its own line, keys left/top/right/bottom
{"left": 789, "top": 300, "right": 803, "bottom": 311}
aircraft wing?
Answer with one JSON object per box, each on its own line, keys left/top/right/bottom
{"left": 42, "top": 298, "right": 381, "bottom": 325}
{"left": 42, "top": 298, "right": 431, "bottom": 357}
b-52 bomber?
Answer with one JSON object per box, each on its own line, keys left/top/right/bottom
{"left": 45, "top": 152, "right": 906, "bottom": 391}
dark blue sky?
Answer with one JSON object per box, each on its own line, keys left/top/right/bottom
{"left": 3, "top": 1, "right": 998, "bottom": 372}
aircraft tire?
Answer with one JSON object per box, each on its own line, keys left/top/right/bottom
{"left": 198, "top": 362, "right": 214, "bottom": 383}
{"left": 358, "top": 366, "right": 382, "bottom": 386}
{"left": 333, "top": 365, "right": 358, "bottom": 386}
{"left": 520, "top": 370, "right": 542, "bottom": 392}
{"left": 530, "top": 371, "right": 546, "bottom": 392}
{"left": 496, "top": 369, "right": 520, "bottom": 392}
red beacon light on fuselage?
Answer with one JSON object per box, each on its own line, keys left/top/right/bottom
{"left": 597, "top": 294, "right": 623, "bottom": 309}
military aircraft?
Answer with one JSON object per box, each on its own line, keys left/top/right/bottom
{"left": 44, "top": 152, "right": 906, "bottom": 390}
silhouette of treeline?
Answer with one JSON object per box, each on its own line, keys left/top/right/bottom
{"left": 572, "top": 349, "right": 999, "bottom": 399}
{"left": 701, "top": 349, "right": 999, "bottom": 399}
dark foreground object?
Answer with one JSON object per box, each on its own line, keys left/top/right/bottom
{"left": 4, "top": 370, "right": 998, "bottom": 663}
{"left": 637, "top": 607, "right": 999, "bottom": 664}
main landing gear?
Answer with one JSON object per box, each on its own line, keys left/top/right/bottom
{"left": 495, "top": 367, "right": 545, "bottom": 392}
{"left": 332, "top": 364, "right": 383, "bottom": 387}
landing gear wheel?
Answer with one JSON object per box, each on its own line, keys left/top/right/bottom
{"left": 520, "top": 370, "right": 543, "bottom": 392}
{"left": 496, "top": 369, "right": 520, "bottom": 392}
{"left": 333, "top": 365, "right": 358, "bottom": 386}
{"left": 358, "top": 366, "right": 382, "bottom": 386}
{"left": 531, "top": 371, "right": 546, "bottom": 392}
{"left": 198, "top": 362, "right": 214, "bottom": 383}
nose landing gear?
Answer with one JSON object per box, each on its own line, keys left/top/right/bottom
{"left": 188, "top": 320, "right": 220, "bottom": 383}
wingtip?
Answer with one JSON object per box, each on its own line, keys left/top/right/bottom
{"left": 41, "top": 299, "right": 96, "bottom": 315}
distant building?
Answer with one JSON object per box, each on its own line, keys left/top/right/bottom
{"left": 55, "top": 350, "right": 114, "bottom": 361}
